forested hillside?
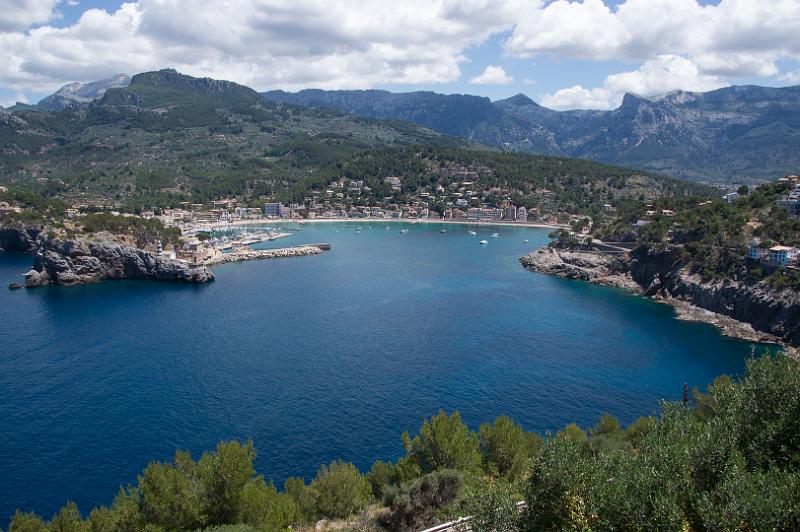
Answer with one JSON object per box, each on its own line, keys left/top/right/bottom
{"left": 0, "top": 70, "right": 459, "bottom": 209}
{"left": 0, "top": 70, "right": 708, "bottom": 217}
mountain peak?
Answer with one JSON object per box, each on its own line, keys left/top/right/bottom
{"left": 37, "top": 74, "right": 131, "bottom": 111}
{"left": 500, "top": 93, "right": 537, "bottom": 107}
{"left": 619, "top": 92, "right": 652, "bottom": 108}
{"left": 100, "top": 69, "right": 263, "bottom": 110}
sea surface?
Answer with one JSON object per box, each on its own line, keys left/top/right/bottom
{"left": 0, "top": 222, "right": 766, "bottom": 522}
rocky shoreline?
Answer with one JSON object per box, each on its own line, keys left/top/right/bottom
{"left": 21, "top": 232, "right": 213, "bottom": 287}
{"left": 0, "top": 223, "right": 42, "bottom": 252}
{"left": 2, "top": 223, "right": 330, "bottom": 288}
{"left": 521, "top": 246, "right": 798, "bottom": 354}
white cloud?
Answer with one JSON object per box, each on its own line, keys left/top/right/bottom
{"left": 505, "top": 0, "right": 800, "bottom": 75}
{"left": 0, "top": 0, "right": 527, "bottom": 94}
{"left": 541, "top": 85, "right": 611, "bottom": 110}
{"left": 0, "top": 92, "right": 28, "bottom": 108}
{"left": 0, "top": 0, "right": 60, "bottom": 32}
{"left": 541, "top": 55, "right": 727, "bottom": 110}
{"left": 1, "top": 0, "right": 799, "bottom": 108}
{"left": 779, "top": 70, "right": 800, "bottom": 85}
{"left": 469, "top": 65, "right": 512, "bottom": 85}
{"left": 507, "top": 0, "right": 800, "bottom": 108}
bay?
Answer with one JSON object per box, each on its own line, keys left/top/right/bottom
{"left": 0, "top": 222, "right": 763, "bottom": 522}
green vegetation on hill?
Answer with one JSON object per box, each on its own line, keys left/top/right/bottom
{"left": 0, "top": 70, "right": 459, "bottom": 210}
{"left": 78, "top": 213, "right": 182, "bottom": 247}
{"left": 0, "top": 189, "right": 66, "bottom": 224}
{"left": 8, "top": 354, "right": 800, "bottom": 531}
{"left": 0, "top": 70, "right": 711, "bottom": 218}
{"left": 595, "top": 181, "right": 800, "bottom": 288}
{"left": 332, "top": 146, "right": 711, "bottom": 216}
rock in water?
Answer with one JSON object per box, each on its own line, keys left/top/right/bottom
{"left": 24, "top": 235, "right": 214, "bottom": 287}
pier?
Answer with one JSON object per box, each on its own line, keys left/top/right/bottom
{"left": 205, "top": 243, "right": 331, "bottom": 266}
{"left": 215, "top": 231, "right": 292, "bottom": 251}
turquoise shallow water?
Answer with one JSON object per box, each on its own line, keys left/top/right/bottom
{"left": 0, "top": 222, "right": 763, "bottom": 521}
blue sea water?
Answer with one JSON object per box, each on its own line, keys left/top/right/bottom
{"left": 0, "top": 222, "right": 765, "bottom": 522}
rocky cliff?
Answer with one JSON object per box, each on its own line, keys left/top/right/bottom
{"left": 626, "top": 246, "right": 800, "bottom": 346}
{"left": 23, "top": 234, "right": 213, "bottom": 287}
{"left": 0, "top": 223, "right": 43, "bottom": 252}
{"left": 522, "top": 245, "right": 800, "bottom": 348}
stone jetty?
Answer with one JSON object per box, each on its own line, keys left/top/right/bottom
{"left": 206, "top": 245, "right": 324, "bottom": 266}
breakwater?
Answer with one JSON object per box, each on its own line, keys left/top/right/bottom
{"left": 206, "top": 244, "right": 326, "bottom": 266}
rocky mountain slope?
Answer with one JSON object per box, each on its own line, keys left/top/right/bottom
{"left": 37, "top": 74, "right": 131, "bottom": 111}
{"left": 264, "top": 85, "right": 800, "bottom": 182}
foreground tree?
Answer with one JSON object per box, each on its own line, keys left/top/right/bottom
{"left": 402, "top": 411, "right": 481, "bottom": 474}
{"left": 479, "top": 415, "right": 541, "bottom": 481}
{"left": 312, "top": 460, "right": 373, "bottom": 520}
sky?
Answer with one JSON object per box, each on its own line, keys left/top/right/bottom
{"left": 2, "top": 0, "right": 800, "bottom": 110}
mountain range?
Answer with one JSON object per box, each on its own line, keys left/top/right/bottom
{"left": 1, "top": 69, "right": 704, "bottom": 213}
{"left": 21, "top": 73, "right": 800, "bottom": 183}
{"left": 263, "top": 86, "right": 800, "bottom": 183}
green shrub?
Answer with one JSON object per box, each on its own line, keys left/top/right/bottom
{"left": 402, "top": 411, "right": 482, "bottom": 474}
{"left": 312, "top": 460, "right": 373, "bottom": 520}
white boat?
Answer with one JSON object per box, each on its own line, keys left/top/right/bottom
{"left": 480, "top": 240, "right": 488, "bottom": 245}
{"left": 400, "top": 229, "right": 409, "bottom": 234}
{"left": 491, "top": 232, "right": 499, "bottom": 238}
{"left": 468, "top": 230, "right": 477, "bottom": 235}
{"left": 440, "top": 229, "right": 447, "bottom": 233}
{"left": 524, "top": 239, "right": 529, "bottom": 243}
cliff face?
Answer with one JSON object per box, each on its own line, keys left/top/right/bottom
{"left": 0, "top": 224, "right": 42, "bottom": 252}
{"left": 519, "top": 247, "right": 639, "bottom": 290}
{"left": 627, "top": 246, "right": 800, "bottom": 346}
{"left": 522, "top": 245, "right": 800, "bottom": 347}
{"left": 24, "top": 235, "right": 213, "bottom": 287}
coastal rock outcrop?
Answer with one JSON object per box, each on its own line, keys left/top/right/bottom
{"left": 24, "top": 234, "right": 213, "bottom": 287}
{"left": 626, "top": 245, "right": 800, "bottom": 347}
{"left": 520, "top": 247, "right": 639, "bottom": 290}
{"left": 522, "top": 245, "right": 800, "bottom": 348}
{"left": 0, "top": 224, "right": 42, "bottom": 252}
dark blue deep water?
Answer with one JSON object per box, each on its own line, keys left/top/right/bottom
{"left": 0, "top": 222, "right": 764, "bottom": 522}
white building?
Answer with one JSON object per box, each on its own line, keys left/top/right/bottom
{"left": 722, "top": 192, "right": 738, "bottom": 204}
{"left": 466, "top": 208, "right": 503, "bottom": 222}
{"left": 384, "top": 176, "right": 402, "bottom": 191}
{"left": 517, "top": 206, "right": 527, "bottom": 223}
{"left": 767, "top": 246, "right": 798, "bottom": 267}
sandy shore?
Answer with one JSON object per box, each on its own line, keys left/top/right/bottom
{"left": 202, "top": 217, "right": 568, "bottom": 231}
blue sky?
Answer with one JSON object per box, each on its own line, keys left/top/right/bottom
{"left": 2, "top": 0, "right": 799, "bottom": 109}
